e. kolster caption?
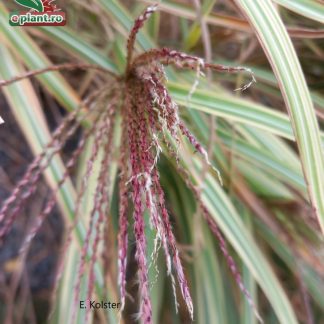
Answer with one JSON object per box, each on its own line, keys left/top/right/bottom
{"left": 80, "top": 301, "right": 121, "bottom": 309}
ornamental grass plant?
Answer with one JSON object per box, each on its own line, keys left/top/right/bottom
{"left": 0, "top": 1, "right": 323, "bottom": 324}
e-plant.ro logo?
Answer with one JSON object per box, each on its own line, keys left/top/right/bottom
{"left": 9, "top": 0, "right": 66, "bottom": 26}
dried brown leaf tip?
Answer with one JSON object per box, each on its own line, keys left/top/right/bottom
{"left": 0, "top": 4, "right": 260, "bottom": 324}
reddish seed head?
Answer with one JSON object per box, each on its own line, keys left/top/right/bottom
{"left": 0, "top": 4, "right": 260, "bottom": 323}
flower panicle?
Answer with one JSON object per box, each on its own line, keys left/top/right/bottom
{"left": 0, "top": 4, "right": 260, "bottom": 324}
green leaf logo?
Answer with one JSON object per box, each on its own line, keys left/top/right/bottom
{"left": 14, "top": 0, "right": 44, "bottom": 12}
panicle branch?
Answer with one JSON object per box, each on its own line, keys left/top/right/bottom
{"left": 117, "top": 124, "right": 130, "bottom": 312}
{"left": 11, "top": 104, "right": 112, "bottom": 315}
{"left": 124, "top": 88, "right": 153, "bottom": 323}
{"left": 0, "top": 87, "right": 107, "bottom": 243}
{"left": 132, "top": 48, "right": 255, "bottom": 91}
{"left": 72, "top": 104, "right": 116, "bottom": 322}
{"left": 152, "top": 168, "right": 194, "bottom": 319}
{"left": 0, "top": 63, "right": 117, "bottom": 88}
{"left": 203, "top": 210, "right": 263, "bottom": 323}
{"left": 162, "top": 134, "right": 263, "bottom": 323}
{"left": 85, "top": 110, "right": 116, "bottom": 323}
{"left": 50, "top": 93, "right": 119, "bottom": 313}
{"left": 126, "top": 4, "right": 158, "bottom": 72}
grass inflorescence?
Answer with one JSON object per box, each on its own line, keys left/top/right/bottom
{"left": 0, "top": 4, "right": 260, "bottom": 323}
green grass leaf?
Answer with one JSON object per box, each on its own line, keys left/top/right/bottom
{"left": 37, "top": 26, "right": 118, "bottom": 72}
{"left": 273, "top": 0, "right": 324, "bottom": 23}
{"left": 201, "top": 171, "right": 298, "bottom": 324}
{"left": 170, "top": 83, "right": 295, "bottom": 140}
{"left": 234, "top": 0, "right": 324, "bottom": 233}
